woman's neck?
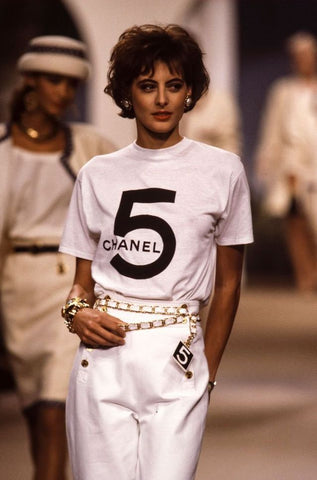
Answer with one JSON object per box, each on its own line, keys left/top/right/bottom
{"left": 136, "top": 126, "right": 183, "bottom": 149}
{"left": 12, "top": 113, "right": 65, "bottom": 152}
{"left": 18, "top": 111, "right": 60, "bottom": 139}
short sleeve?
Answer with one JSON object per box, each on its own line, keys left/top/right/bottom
{"left": 59, "top": 177, "right": 97, "bottom": 260}
{"left": 215, "top": 169, "right": 253, "bottom": 245}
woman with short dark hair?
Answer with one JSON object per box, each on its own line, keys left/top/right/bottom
{"left": 60, "top": 24, "right": 253, "bottom": 480}
{"left": 105, "top": 24, "right": 209, "bottom": 118}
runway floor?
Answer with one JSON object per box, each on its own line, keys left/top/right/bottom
{"left": 1, "top": 285, "right": 316, "bottom": 480}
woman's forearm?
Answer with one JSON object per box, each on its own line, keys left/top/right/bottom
{"left": 204, "top": 283, "right": 241, "bottom": 381}
{"left": 67, "top": 282, "right": 95, "bottom": 306}
{"left": 66, "top": 258, "right": 96, "bottom": 305}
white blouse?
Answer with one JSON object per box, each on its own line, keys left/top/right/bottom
{"left": 9, "top": 146, "right": 74, "bottom": 243}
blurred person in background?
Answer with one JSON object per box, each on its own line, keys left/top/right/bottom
{"left": 255, "top": 32, "right": 317, "bottom": 293}
{"left": 182, "top": 88, "right": 241, "bottom": 155}
{"left": 0, "top": 35, "right": 115, "bottom": 480}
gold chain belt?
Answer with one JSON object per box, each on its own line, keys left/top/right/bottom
{"left": 94, "top": 295, "right": 199, "bottom": 348}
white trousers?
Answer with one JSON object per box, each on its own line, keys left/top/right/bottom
{"left": 66, "top": 300, "right": 209, "bottom": 480}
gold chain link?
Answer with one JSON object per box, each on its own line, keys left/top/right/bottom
{"left": 94, "top": 295, "right": 200, "bottom": 337}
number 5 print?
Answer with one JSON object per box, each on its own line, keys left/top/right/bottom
{"left": 173, "top": 341, "right": 193, "bottom": 371}
{"left": 111, "top": 188, "right": 176, "bottom": 279}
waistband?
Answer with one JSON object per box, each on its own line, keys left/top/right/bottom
{"left": 94, "top": 295, "right": 200, "bottom": 333}
{"left": 12, "top": 245, "right": 59, "bottom": 254}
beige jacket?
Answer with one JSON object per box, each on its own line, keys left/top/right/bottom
{"left": 0, "top": 122, "right": 115, "bottom": 262}
{"left": 181, "top": 89, "right": 241, "bottom": 155}
{"left": 255, "top": 76, "right": 317, "bottom": 217}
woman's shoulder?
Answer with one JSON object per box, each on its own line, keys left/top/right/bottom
{"left": 0, "top": 123, "right": 10, "bottom": 143}
{"left": 69, "top": 121, "right": 116, "bottom": 154}
{"left": 189, "top": 138, "right": 241, "bottom": 161}
{"left": 77, "top": 143, "right": 133, "bottom": 177}
{"left": 188, "top": 139, "right": 244, "bottom": 177}
{"left": 69, "top": 121, "right": 110, "bottom": 141}
{"left": 267, "top": 76, "right": 298, "bottom": 98}
{"left": 70, "top": 121, "right": 102, "bottom": 134}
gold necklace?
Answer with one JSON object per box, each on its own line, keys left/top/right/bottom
{"left": 17, "top": 120, "right": 60, "bottom": 143}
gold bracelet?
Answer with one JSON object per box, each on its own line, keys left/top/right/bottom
{"left": 61, "top": 297, "right": 90, "bottom": 333}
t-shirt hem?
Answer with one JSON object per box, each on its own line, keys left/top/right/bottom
{"left": 216, "top": 236, "right": 254, "bottom": 246}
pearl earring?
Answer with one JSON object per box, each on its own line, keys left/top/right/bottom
{"left": 122, "top": 99, "right": 132, "bottom": 110}
{"left": 184, "top": 95, "right": 193, "bottom": 110}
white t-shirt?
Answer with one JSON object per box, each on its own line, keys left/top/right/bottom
{"left": 60, "top": 138, "right": 253, "bottom": 305}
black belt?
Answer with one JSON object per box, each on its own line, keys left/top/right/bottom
{"left": 13, "top": 245, "right": 59, "bottom": 254}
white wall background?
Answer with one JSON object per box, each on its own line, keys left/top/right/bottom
{"left": 63, "top": 0, "right": 237, "bottom": 148}
{"left": 184, "top": 0, "right": 238, "bottom": 93}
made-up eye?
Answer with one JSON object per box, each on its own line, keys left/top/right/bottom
{"left": 167, "top": 81, "right": 184, "bottom": 92}
{"left": 139, "top": 82, "right": 156, "bottom": 92}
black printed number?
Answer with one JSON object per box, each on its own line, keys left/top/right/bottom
{"left": 110, "top": 188, "right": 176, "bottom": 279}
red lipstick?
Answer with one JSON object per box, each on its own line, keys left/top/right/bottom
{"left": 152, "top": 111, "right": 172, "bottom": 121}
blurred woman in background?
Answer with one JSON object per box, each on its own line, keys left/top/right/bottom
{"left": 0, "top": 35, "right": 114, "bottom": 480}
{"left": 255, "top": 32, "right": 317, "bottom": 292}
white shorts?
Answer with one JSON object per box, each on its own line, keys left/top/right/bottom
{"left": 66, "top": 296, "right": 209, "bottom": 480}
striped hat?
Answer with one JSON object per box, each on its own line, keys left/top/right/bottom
{"left": 17, "top": 35, "right": 90, "bottom": 80}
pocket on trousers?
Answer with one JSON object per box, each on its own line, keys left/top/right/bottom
{"left": 160, "top": 351, "right": 195, "bottom": 398}
{"left": 75, "top": 345, "right": 92, "bottom": 385}
{"left": 70, "top": 345, "right": 112, "bottom": 434}
{"left": 162, "top": 328, "right": 209, "bottom": 398}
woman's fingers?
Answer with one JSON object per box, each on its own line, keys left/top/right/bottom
{"left": 72, "top": 308, "right": 128, "bottom": 346}
{"left": 80, "top": 330, "right": 124, "bottom": 347}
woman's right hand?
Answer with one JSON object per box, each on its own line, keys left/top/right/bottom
{"left": 71, "top": 308, "right": 127, "bottom": 347}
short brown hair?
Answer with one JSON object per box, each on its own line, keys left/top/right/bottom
{"left": 105, "top": 24, "right": 210, "bottom": 118}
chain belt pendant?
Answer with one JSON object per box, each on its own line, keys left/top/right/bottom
{"left": 173, "top": 313, "right": 198, "bottom": 372}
